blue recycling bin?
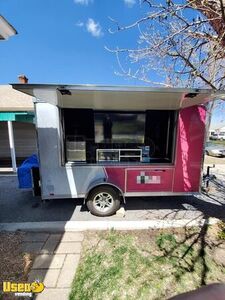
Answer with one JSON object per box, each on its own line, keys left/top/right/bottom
{"left": 17, "top": 154, "right": 39, "bottom": 188}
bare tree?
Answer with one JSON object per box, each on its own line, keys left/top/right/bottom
{"left": 107, "top": 0, "right": 225, "bottom": 91}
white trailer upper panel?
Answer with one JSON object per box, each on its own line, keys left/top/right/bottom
{"left": 11, "top": 84, "right": 222, "bottom": 110}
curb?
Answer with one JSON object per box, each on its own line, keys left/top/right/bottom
{"left": 0, "top": 218, "right": 219, "bottom": 232}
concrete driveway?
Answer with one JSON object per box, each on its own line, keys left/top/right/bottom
{"left": 0, "top": 173, "right": 225, "bottom": 224}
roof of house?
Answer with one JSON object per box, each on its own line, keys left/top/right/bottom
{"left": 0, "top": 15, "right": 17, "bottom": 40}
{"left": 217, "top": 126, "right": 225, "bottom": 131}
{"left": 0, "top": 85, "right": 34, "bottom": 111}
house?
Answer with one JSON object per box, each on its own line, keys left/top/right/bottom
{"left": 0, "top": 18, "right": 35, "bottom": 171}
{"left": 217, "top": 126, "right": 225, "bottom": 133}
{"left": 0, "top": 76, "right": 37, "bottom": 171}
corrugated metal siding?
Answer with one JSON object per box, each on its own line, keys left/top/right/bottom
{"left": 0, "top": 121, "right": 37, "bottom": 158}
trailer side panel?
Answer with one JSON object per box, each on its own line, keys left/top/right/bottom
{"left": 173, "top": 105, "right": 206, "bottom": 192}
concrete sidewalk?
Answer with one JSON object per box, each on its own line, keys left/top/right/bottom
{"left": 22, "top": 231, "right": 84, "bottom": 300}
{"left": 1, "top": 217, "right": 219, "bottom": 232}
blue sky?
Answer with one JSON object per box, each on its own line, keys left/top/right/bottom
{"left": 0, "top": 0, "right": 224, "bottom": 128}
{"left": 0, "top": 0, "right": 144, "bottom": 85}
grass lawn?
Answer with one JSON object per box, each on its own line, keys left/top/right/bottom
{"left": 70, "top": 225, "right": 225, "bottom": 300}
{"left": 209, "top": 140, "right": 225, "bottom": 146}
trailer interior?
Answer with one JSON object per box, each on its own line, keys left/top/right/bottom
{"left": 62, "top": 109, "right": 177, "bottom": 164}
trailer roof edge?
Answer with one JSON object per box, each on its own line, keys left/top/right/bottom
{"left": 11, "top": 83, "right": 215, "bottom": 93}
{"left": 10, "top": 84, "right": 225, "bottom": 110}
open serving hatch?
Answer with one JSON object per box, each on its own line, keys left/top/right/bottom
{"left": 11, "top": 84, "right": 224, "bottom": 110}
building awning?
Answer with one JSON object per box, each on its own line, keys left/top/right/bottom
{"left": 0, "top": 112, "right": 34, "bottom": 123}
{"left": 11, "top": 84, "right": 225, "bottom": 111}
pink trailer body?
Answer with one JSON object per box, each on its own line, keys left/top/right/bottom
{"left": 174, "top": 106, "right": 206, "bottom": 192}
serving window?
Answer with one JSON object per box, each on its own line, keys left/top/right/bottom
{"left": 62, "top": 108, "right": 177, "bottom": 164}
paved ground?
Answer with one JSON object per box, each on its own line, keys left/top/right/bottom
{"left": 0, "top": 164, "right": 225, "bottom": 224}
{"left": 205, "top": 155, "right": 225, "bottom": 165}
{"left": 23, "top": 231, "right": 83, "bottom": 300}
{"left": 0, "top": 163, "right": 224, "bottom": 300}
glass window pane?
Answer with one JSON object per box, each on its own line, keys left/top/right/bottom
{"left": 95, "top": 113, "right": 145, "bottom": 144}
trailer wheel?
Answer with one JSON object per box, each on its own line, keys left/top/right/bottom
{"left": 86, "top": 186, "right": 121, "bottom": 217}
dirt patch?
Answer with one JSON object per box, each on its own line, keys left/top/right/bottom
{"left": 0, "top": 232, "right": 34, "bottom": 300}
{"left": 204, "top": 155, "right": 225, "bottom": 165}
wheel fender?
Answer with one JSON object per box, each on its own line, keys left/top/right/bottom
{"left": 84, "top": 179, "right": 125, "bottom": 203}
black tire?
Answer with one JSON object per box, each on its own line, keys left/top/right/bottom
{"left": 206, "top": 150, "right": 209, "bottom": 156}
{"left": 86, "top": 186, "right": 121, "bottom": 217}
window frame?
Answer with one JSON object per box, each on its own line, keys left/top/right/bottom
{"left": 60, "top": 108, "right": 178, "bottom": 166}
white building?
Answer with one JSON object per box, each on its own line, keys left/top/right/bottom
{"left": 213, "top": 126, "right": 225, "bottom": 133}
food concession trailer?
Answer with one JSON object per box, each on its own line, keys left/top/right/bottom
{"left": 12, "top": 84, "right": 220, "bottom": 216}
